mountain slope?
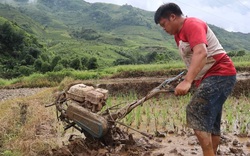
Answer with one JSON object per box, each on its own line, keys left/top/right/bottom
{"left": 0, "top": 16, "right": 44, "bottom": 78}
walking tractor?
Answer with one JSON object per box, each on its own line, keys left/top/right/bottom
{"left": 47, "top": 72, "right": 185, "bottom": 145}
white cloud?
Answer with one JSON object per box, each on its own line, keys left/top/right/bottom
{"left": 85, "top": 0, "right": 250, "bottom": 33}
{"left": 177, "top": 0, "right": 250, "bottom": 33}
{"left": 28, "top": 0, "right": 36, "bottom": 3}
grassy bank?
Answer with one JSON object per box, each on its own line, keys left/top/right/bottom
{"left": 0, "top": 59, "right": 250, "bottom": 89}
{"left": 0, "top": 62, "right": 185, "bottom": 88}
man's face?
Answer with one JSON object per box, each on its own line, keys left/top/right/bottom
{"left": 159, "top": 16, "right": 176, "bottom": 35}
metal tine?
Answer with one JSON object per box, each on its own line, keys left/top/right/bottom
{"left": 159, "top": 71, "right": 185, "bottom": 89}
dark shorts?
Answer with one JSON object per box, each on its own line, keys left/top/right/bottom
{"left": 186, "top": 75, "right": 236, "bottom": 135}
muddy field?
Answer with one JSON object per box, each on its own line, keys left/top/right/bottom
{"left": 46, "top": 72, "right": 250, "bottom": 156}
{"left": 48, "top": 134, "right": 250, "bottom": 156}
{"left": 0, "top": 72, "right": 250, "bottom": 156}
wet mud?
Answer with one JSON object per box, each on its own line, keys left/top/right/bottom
{"left": 47, "top": 71, "right": 250, "bottom": 156}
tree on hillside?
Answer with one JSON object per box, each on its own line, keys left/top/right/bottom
{"left": 19, "top": 66, "right": 34, "bottom": 76}
{"left": 113, "top": 58, "right": 133, "bottom": 65}
{"left": 0, "top": 18, "right": 44, "bottom": 78}
{"left": 29, "top": 48, "right": 41, "bottom": 59}
{"left": 145, "top": 52, "right": 157, "bottom": 63}
{"left": 53, "top": 64, "right": 64, "bottom": 71}
{"left": 0, "top": 22, "right": 25, "bottom": 54}
{"left": 34, "top": 59, "right": 43, "bottom": 71}
{"left": 227, "top": 50, "right": 246, "bottom": 57}
{"left": 81, "top": 57, "right": 88, "bottom": 70}
{"left": 24, "top": 54, "right": 35, "bottom": 65}
{"left": 59, "top": 58, "right": 70, "bottom": 68}
{"left": 51, "top": 56, "right": 61, "bottom": 70}
{"left": 40, "top": 53, "right": 50, "bottom": 62}
{"left": 87, "top": 57, "right": 98, "bottom": 70}
{"left": 237, "top": 50, "right": 246, "bottom": 56}
{"left": 41, "top": 61, "right": 51, "bottom": 73}
{"left": 70, "top": 57, "right": 82, "bottom": 70}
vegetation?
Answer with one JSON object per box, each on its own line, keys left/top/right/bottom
{"left": 0, "top": 88, "right": 57, "bottom": 156}
{"left": 0, "top": 18, "right": 43, "bottom": 78}
{"left": 118, "top": 94, "right": 250, "bottom": 135}
{"left": 0, "top": 88, "right": 249, "bottom": 155}
{"left": 0, "top": 0, "right": 250, "bottom": 81}
{"left": 0, "top": 63, "right": 184, "bottom": 88}
{"left": 1, "top": 55, "right": 250, "bottom": 88}
{"left": 0, "top": 1, "right": 249, "bottom": 155}
{"left": 0, "top": 1, "right": 249, "bottom": 151}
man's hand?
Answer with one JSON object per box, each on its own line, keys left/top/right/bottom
{"left": 174, "top": 43, "right": 207, "bottom": 96}
{"left": 174, "top": 80, "right": 191, "bottom": 96}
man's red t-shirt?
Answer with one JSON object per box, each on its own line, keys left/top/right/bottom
{"left": 174, "top": 17, "right": 236, "bottom": 86}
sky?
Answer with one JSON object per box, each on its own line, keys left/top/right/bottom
{"left": 84, "top": 0, "right": 250, "bottom": 33}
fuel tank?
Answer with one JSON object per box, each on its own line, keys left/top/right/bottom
{"left": 66, "top": 100, "right": 109, "bottom": 138}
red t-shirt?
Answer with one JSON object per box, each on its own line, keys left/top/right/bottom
{"left": 174, "top": 17, "right": 236, "bottom": 86}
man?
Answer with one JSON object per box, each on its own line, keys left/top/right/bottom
{"left": 154, "top": 3, "right": 236, "bottom": 156}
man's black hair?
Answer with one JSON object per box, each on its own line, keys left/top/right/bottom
{"left": 154, "top": 3, "right": 183, "bottom": 24}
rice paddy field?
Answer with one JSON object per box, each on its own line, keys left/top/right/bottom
{"left": 0, "top": 70, "right": 249, "bottom": 155}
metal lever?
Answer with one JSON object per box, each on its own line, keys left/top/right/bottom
{"left": 108, "top": 71, "right": 185, "bottom": 121}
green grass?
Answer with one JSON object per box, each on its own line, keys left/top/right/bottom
{"left": 0, "top": 78, "right": 18, "bottom": 87}
{"left": 108, "top": 93, "right": 250, "bottom": 135}
{"left": 5, "top": 69, "right": 103, "bottom": 88}
{"left": 0, "top": 62, "right": 185, "bottom": 88}
{"left": 234, "top": 61, "right": 250, "bottom": 67}
{"left": 2, "top": 56, "right": 250, "bottom": 89}
{"left": 102, "top": 62, "right": 185, "bottom": 73}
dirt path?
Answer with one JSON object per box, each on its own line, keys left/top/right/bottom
{"left": 0, "top": 88, "right": 47, "bottom": 101}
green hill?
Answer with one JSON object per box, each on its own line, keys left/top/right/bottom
{"left": 0, "top": 16, "right": 44, "bottom": 78}
{"left": 0, "top": 0, "right": 249, "bottom": 79}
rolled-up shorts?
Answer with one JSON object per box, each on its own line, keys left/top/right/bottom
{"left": 186, "top": 75, "right": 236, "bottom": 135}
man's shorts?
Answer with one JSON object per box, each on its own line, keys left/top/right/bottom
{"left": 186, "top": 75, "right": 236, "bottom": 135}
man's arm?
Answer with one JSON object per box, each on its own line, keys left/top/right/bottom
{"left": 175, "top": 43, "right": 207, "bottom": 95}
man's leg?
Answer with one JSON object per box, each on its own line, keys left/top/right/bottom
{"left": 194, "top": 130, "right": 215, "bottom": 156}
{"left": 212, "top": 134, "right": 220, "bottom": 154}
{"left": 210, "top": 75, "right": 236, "bottom": 155}
{"left": 187, "top": 76, "right": 236, "bottom": 156}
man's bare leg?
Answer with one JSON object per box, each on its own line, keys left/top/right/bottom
{"left": 212, "top": 135, "right": 220, "bottom": 155}
{"left": 194, "top": 130, "right": 215, "bottom": 156}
